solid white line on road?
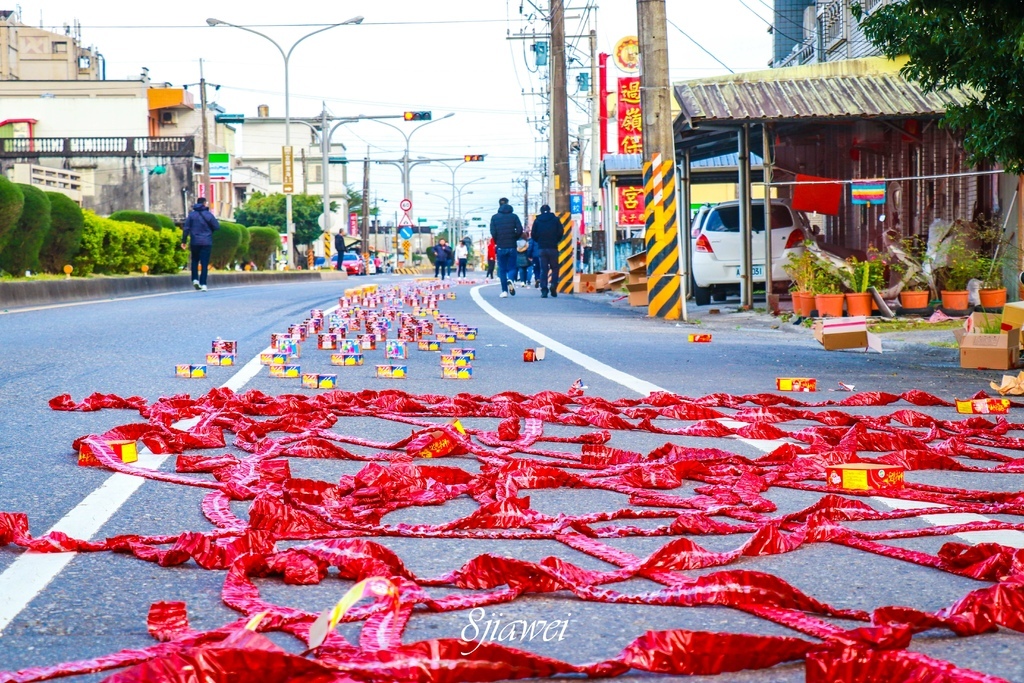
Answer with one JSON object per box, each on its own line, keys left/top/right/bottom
{"left": 469, "top": 284, "right": 665, "bottom": 396}
{"left": 0, "top": 303, "right": 340, "bottom": 634}
{"left": 468, "top": 285, "right": 1024, "bottom": 547}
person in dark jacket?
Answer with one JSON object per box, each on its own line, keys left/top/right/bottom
{"left": 528, "top": 237, "right": 542, "bottom": 287}
{"left": 432, "top": 239, "right": 453, "bottom": 280}
{"left": 489, "top": 198, "right": 523, "bottom": 297}
{"left": 530, "top": 204, "right": 564, "bottom": 298}
{"left": 181, "top": 197, "right": 220, "bottom": 291}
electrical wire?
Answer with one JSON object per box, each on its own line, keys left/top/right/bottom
{"left": 733, "top": 0, "right": 804, "bottom": 46}
{"left": 39, "top": 19, "right": 512, "bottom": 30}
{"left": 666, "top": 18, "right": 734, "bottom": 74}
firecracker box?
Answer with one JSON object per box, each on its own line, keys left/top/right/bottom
{"left": 777, "top": 377, "right": 817, "bottom": 392}
{"left": 419, "top": 340, "right": 441, "bottom": 352}
{"left": 385, "top": 340, "right": 408, "bottom": 360}
{"left": 331, "top": 353, "right": 364, "bottom": 366}
{"left": 318, "top": 333, "right": 338, "bottom": 350}
{"left": 78, "top": 439, "right": 139, "bottom": 467}
{"left": 688, "top": 334, "right": 712, "bottom": 343}
{"left": 359, "top": 334, "right": 377, "bottom": 350}
{"left": 457, "top": 328, "right": 478, "bottom": 341}
{"left": 289, "top": 324, "right": 307, "bottom": 341}
{"left": 442, "top": 366, "right": 473, "bottom": 380}
{"left": 205, "top": 353, "right": 236, "bottom": 366}
{"left": 211, "top": 339, "right": 237, "bottom": 354}
{"left": 376, "top": 364, "right": 407, "bottom": 379}
{"left": 302, "top": 373, "right": 337, "bottom": 390}
{"left": 305, "top": 320, "right": 319, "bottom": 335}
{"left": 260, "top": 352, "right": 288, "bottom": 366}
{"left": 441, "top": 354, "right": 472, "bottom": 368}
{"left": 310, "top": 308, "right": 324, "bottom": 319}
{"left": 1001, "top": 302, "right": 1024, "bottom": 336}
{"left": 955, "top": 397, "right": 1011, "bottom": 414}
{"left": 813, "top": 317, "right": 882, "bottom": 352}
{"left": 450, "top": 347, "right": 475, "bottom": 360}
{"left": 175, "top": 364, "right": 207, "bottom": 378}
{"left": 524, "top": 349, "right": 536, "bottom": 362}
{"left": 399, "top": 328, "right": 418, "bottom": 342}
{"left": 436, "top": 333, "right": 456, "bottom": 343}
{"left": 826, "top": 463, "right": 905, "bottom": 491}
{"left": 269, "top": 364, "right": 301, "bottom": 378}
{"left": 270, "top": 333, "right": 289, "bottom": 347}
{"left": 447, "top": 292, "right": 456, "bottom": 299}
{"left": 348, "top": 320, "right": 362, "bottom": 332}
{"left": 954, "top": 313, "right": 1021, "bottom": 370}
{"left": 419, "top": 322, "right": 434, "bottom": 335}
{"left": 338, "top": 339, "right": 360, "bottom": 354}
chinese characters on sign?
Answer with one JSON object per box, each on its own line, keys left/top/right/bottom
{"left": 282, "top": 146, "right": 295, "bottom": 195}
{"left": 618, "top": 185, "right": 645, "bottom": 226}
{"left": 617, "top": 77, "right": 642, "bottom": 155}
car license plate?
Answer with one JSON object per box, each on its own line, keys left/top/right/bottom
{"left": 735, "top": 265, "right": 765, "bottom": 278}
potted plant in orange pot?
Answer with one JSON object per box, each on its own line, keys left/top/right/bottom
{"left": 886, "top": 234, "right": 934, "bottom": 310}
{"left": 784, "top": 249, "right": 816, "bottom": 318}
{"left": 812, "top": 265, "right": 846, "bottom": 317}
{"left": 842, "top": 256, "right": 885, "bottom": 317}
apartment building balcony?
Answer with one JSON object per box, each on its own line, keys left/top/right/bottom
{"left": 0, "top": 136, "right": 194, "bottom": 159}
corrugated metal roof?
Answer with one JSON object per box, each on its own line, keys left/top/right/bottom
{"left": 603, "top": 154, "right": 643, "bottom": 174}
{"left": 691, "top": 152, "right": 762, "bottom": 168}
{"left": 674, "top": 57, "right": 973, "bottom": 126}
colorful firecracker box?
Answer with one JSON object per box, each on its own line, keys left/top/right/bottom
{"left": 270, "top": 333, "right": 289, "bottom": 347}
{"left": 328, "top": 326, "right": 348, "bottom": 339}
{"left": 436, "top": 332, "right": 457, "bottom": 343}
{"left": 372, "top": 330, "right": 387, "bottom": 343}
{"left": 376, "top": 364, "right": 407, "bottom": 379}
{"left": 826, "top": 463, "right": 905, "bottom": 491}
{"left": 955, "top": 398, "right": 1011, "bottom": 415}
{"left": 776, "top": 377, "right": 817, "bottom": 392}
{"left": 260, "top": 352, "right": 288, "bottom": 366}
{"left": 269, "top": 364, "right": 301, "bottom": 378}
{"left": 442, "top": 366, "right": 473, "bottom": 380}
{"left": 409, "top": 430, "right": 458, "bottom": 458}
{"left": 78, "top": 439, "right": 139, "bottom": 467}
{"left": 274, "top": 339, "right": 300, "bottom": 357}
{"left": 524, "top": 349, "right": 536, "bottom": 362}
{"left": 385, "top": 340, "right": 408, "bottom": 360}
{"left": 310, "top": 308, "right": 324, "bottom": 319}
{"left": 205, "top": 353, "right": 236, "bottom": 366}
{"left": 398, "top": 328, "right": 418, "bottom": 342}
{"left": 338, "top": 339, "right": 360, "bottom": 354}
{"left": 447, "top": 292, "right": 457, "bottom": 299}
{"left": 318, "top": 333, "right": 339, "bottom": 350}
{"left": 331, "top": 353, "right": 364, "bottom": 366}
{"left": 419, "top": 340, "right": 442, "bottom": 352}
{"left": 289, "top": 324, "right": 307, "bottom": 341}
{"left": 419, "top": 322, "right": 434, "bottom": 336}
{"left": 175, "top": 364, "right": 207, "bottom": 378}
{"left": 688, "top": 334, "right": 712, "bottom": 343}
{"left": 305, "top": 320, "right": 320, "bottom": 335}
{"left": 302, "top": 373, "right": 337, "bottom": 390}
{"left": 211, "top": 339, "right": 237, "bottom": 354}
{"left": 456, "top": 328, "right": 478, "bottom": 341}
{"left": 439, "top": 354, "right": 472, "bottom": 368}
{"left": 449, "top": 347, "right": 476, "bottom": 360}
{"left": 348, "top": 320, "right": 362, "bottom": 332}
{"left": 359, "top": 334, "right": 377, "bottom": 350}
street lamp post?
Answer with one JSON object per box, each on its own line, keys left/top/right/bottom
{"left": 363, "top": 113, "right": 454, "bottom": 218}
{"left": 430, "top": 176, "right": 484, "bottom": 245}
{"left": 207, "top": 15, "right": 363, "bottom": 269}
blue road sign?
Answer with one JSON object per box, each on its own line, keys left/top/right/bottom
{"left": 570, "top": 193, "right": 583, "bottom": 215}
{"left": 398, "top": 226, "right": 414, "bottom": 240}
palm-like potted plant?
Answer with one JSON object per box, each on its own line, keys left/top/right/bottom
{"left": 784, "top": 249, "right": 816, "bottom": 317}
{"left": 842, "top": 256, "right": 885, "bottom": 317}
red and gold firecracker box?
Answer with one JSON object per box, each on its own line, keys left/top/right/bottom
{"left": 776, "top": 377, "right": 817, "bottom": 392}
{"left": 826, "top": 463, "right": 905, "bottom": 491}
{"left": 318, "top": 333, "right": 338, "bottom": 350}
{"left": 302, "top": 373, "right": 337, "bottom": 389}
{"left": 211, "top": 339, "right": 237, "bottom": 354}
{"left": 442, "top": 366, "right": 473, "bottom": 380}
{"left": 78, "top": 439, "right": 139, "bottom": 467}
{"left": 418, "top": 340, "right": 442, "bottom": 352}
{"left": 524, "top": 349, "right": 536, "bottom": 362}
{"left": 359, "top": 335, "right": 377, "bottom": 351}
{"left": 436, "top": 332, "right": 456, "bottom": 343}
{"left": 410, "top": 430, "right": 457, "bottom": 458}
{"left": 260, "top": 352, "right": 288, "bottom": 366}
{"left": 376, "top": 364, "right": 407, "bottom": 379}
{"left": 450, "top": 347, "right": 476, "bottom": 360}
{"left": 955, "top": 398, "right": 1011, "bottom": 414}
{"left": 205, "top": 353, "right": 236, "bottom": 366}
{"left": 688, "top": 334, "right": 712, "bottom": 343}
{"left": 175, "top": 364, "right": 207, "bottom": 378}
{"left": 269, "top": 364, "right": 301, "bottom": 378}
{"left": 331, "top": 353, "right": 364, "bottom": 366}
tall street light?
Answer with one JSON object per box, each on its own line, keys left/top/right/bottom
{"left": 363, "top": 113, "right": 454, "bottom": 216}
{"left": 207, "top": 15, "right": 363, "bottom": 269}
{"left": 431, "top": 176, "right": 485, "bottom": 245}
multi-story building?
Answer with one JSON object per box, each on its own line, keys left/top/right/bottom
{"left": 772, "top": 0, "right": 900, "bottom": 68}
{"left": 0, "top": 10, "right": 103, "bottom": 81}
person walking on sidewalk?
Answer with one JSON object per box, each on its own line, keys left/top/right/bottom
{"left": 489, "top": 197, "right": 523, "bottom": 298}
{"left": 485, "top": 237, "right": 496, "bottom": 279}
{"left": 531, "top": 204, "right": 564, "bottom": 298}
{"left": 181, "top": 197, "right": 220, "bottom": 291}
{"left": 432, "top": 239, "right": 453, "bottom": 280}
{"left": 455, "top": 240, "right": 469, "bottom": 278}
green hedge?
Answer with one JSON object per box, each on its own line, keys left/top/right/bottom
{"left": 108, "top": 210, "right": 164, "bottom": 230}
{"left": 0, "top": 175, "right": 24, "bottom": 253}
{"left": 247, "top": 227, "right": 280, "bottom": 268}
{"left": 235, "top": 221, "right": 251, "bottom": 263}
{"left": 73, "top": 211, "right": 184, "bottom": 276}
{"left": 0, "top": 184, "right": 51, "bottom": 274}
{"left": 38, "top": 192, "right": 85, "bottom": 273}
{"left": 155, "top": 214, "right": 175, "bottom": 230}
{"left": 211, "top": 220, "right": 243, "bottom": 269}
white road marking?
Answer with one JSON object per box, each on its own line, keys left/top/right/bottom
{"left": 0, "top": 304, "right": 339, "bottom": 634}
{"left": 469, "top": 284, "right": 1024, "bottom": 546}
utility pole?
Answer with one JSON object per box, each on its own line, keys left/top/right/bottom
{"left": 589, "top": 28, "right": 601, "bottom": 269}
{"left": 637, "top": 0, "right": 675, "bottom": 159}
{"left": 550, "top": 0, "right": 570, "bottom": 214}
{"left": 523, "top": 178, "right": 529, "bottom": 222}
{"left": 320, "top": 104, "right": 332, "bottom": 263}
{"left": 361, "top": 153, "right": 370, "bottom": 264}
{"left": 199, "top": 58, "right": 210, "bottom": 205}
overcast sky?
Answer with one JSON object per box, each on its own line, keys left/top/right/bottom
{"left": 20, "top": 1, "right": 773, "bottom": 225}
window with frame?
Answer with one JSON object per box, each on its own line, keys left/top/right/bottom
{"left": 52, "top": 41, "right": 67, "bottom": 53}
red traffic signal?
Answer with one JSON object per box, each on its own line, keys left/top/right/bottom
{"left": 463, "top": 154, "right": 485, "bottom": 162}
{"left": 403, "top": 111, "right": 432, "bottom": 121}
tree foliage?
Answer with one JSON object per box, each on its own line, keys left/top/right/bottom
{"left": 109, "top": 210, "right": 164, "bottom": 230}
{"left": 210, "top": 220, "right": 243, "bottom": 269}
{"left": 0, "top": 184, "right": 51, "bottom": 274}
{"left": 234, "top": 187, "right": 361, "bottom": 248}
{"left": 0, "top": 176, "right": 25, "bottom": 253}
{"left": 39, "top": 192, "right": 85, "bottom": 273}
{"left": 246, "top": 227, "right": 281, "bottom": 268}
{"left": 854, "top": 0, "right": 1024, "bottom": 172}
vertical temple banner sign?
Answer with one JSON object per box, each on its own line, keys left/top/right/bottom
{"left": 617, "top": 185, "right": 645, "bottom": 226}
{"left": 851, "top": 180, "right": 886, "bottom": 205}
{"left": 208, "top": 153, "right": 231, "bottom": 182}
{"left": 282, "top": 146, "right": 295, "bottom": 194}
{"left": 617, "top": 77, "right": 642, "bottom": 155}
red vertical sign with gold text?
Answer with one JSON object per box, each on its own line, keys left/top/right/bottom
{"left": 617, "top": 77, "right": 642, "bottom": 155}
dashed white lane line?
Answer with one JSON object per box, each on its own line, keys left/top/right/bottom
{"left": 0, "top": 305, "right": 338, "bottom": 634}
{"left": 470, "top": 284, "right": 1024, "bottom": 546}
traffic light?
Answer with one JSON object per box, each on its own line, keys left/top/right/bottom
{"left": 463, "top": 154, "right": 485, "bottom": 162}
{"left": 403, "top": 111, "right": 432, "bottom": 121}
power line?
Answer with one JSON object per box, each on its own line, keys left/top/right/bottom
{"left": 666, "top": 19, "right": 734, "bottom": 74}
{"left": 39, "top": 18, "right": 513, "bottom": 30}
{"left": 733, "top": 0, "right": 804, "bottom": 46}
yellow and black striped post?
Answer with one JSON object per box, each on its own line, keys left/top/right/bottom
{"left": 644, "top": 154, "right": 682, "bottom": 319}
{"left": 556, "top": 212, "right": 574, "bottom": 295}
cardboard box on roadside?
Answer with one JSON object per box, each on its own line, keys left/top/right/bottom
{"left": 574, "top": 273, "right": 605, "bottom": 294}
{"left": 604, "top": 271, "right": 627, "bottom": 289}
{"left": 954, "top": 312, "right": 1020, "bottom": 370}
{"left": 626, "top": 282, "right": 648, "bottom": 307}
{"left": 625, "top": 251, "right": 646, "bottom": 272}
{"left": 1001, "top": 301, "right": 1024, "bottom": 335}
{"left": 813, "top": 317, "right": 882, "bottom": 352}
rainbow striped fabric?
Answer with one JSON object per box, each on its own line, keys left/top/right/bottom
{"left": 851, "top": 180, "right": 886, "bottom": 205}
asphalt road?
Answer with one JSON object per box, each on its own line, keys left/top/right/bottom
{"left": 1, "top": 275, "right": 1022, "bottom": 682}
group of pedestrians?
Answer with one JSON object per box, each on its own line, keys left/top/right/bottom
{"left": 431, "top": 238, "right": 469, "bottom": 280}
{"left": 488, "top": 198, "right": 564, "bottom": 299}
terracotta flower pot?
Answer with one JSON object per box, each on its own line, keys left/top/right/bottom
{"left": 845, "top": 292, "right": 873, "bottom": 317}
{"left": 899, "top": 290, "right": 930, "bottom": 309}
{"left": 941, "top": 290, "right": 970, "bottom": 311}
{"left": 793, "top": 290, "right": 814, "bottom": 317}
{"left": 814, "top": 293, "right": 845, "bottom": 318}
{"left": 979, "top": 288, "right": 1007, "bottom": 309}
